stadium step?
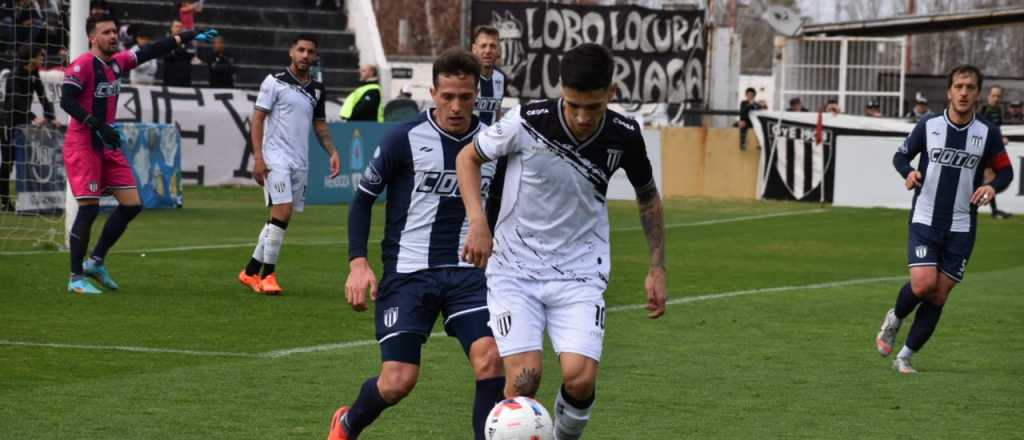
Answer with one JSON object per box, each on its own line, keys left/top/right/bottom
{"left": 128, "top": 20, "right": 356, "bottom": 50}
{"left": 185, "top": 63, "right": 360, "bottom": 92}
{"left": 112, "top": 1, "right": 347, "bottom": 31}
{"left": 197, "top": 44, "right": 359, "bottom": 69}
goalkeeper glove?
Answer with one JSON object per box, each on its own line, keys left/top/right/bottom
{"left": 180, "top": 28, "right": 219, "bottom": 44}
{"left": 84, "top": 115, "right": 121, "bottom": 150}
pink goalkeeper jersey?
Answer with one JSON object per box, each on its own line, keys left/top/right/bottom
{"left": 63, "top": 51, "right": 138, "bottom": 150}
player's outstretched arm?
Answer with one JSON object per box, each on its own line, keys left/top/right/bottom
{"left": 134, "top": 29, "right": 219, "bottom": 65}
{"left": 456, "top": 141, "right": 492, "bottom": 268}
{"left": 636, "top": 184, "right": 667, "bottom": 319}
{"left": 313, "top": 120, "right": 341, "bottom": 178}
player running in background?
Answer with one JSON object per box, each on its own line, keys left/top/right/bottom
{"left": 456, "top": 43, "right": 668, "bottom": 440}
{"left": 327, "top": 49, "right": 504, "bottom": 440}
{"left": 237, "top": 34, "right": 341, "bottom": 295}
{"left": 62, "top": 15, "right": 217, "bottom": 294}
{"left": 469, "top": 24, "right": 508, "bottom": 232}
{"left": 876, "top": 65, "right": 1014, "bottom": 373}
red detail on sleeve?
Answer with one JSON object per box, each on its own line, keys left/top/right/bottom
{"left": 989, "top": 151, "right": 1011, "bottom": 171}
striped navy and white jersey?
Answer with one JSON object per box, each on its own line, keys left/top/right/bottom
{"left": 358, "top": 111, "right": 495, "bottom": 274}
{"left": 475, "top": 99, "right": 655, "bottom": 283}
{"left": 254, "top": 68, "right": 327, "bottom": 170}
{"left": 475, "top": 69, "right": 506, "bottom": 125}
{"left": 895, "top": 110, "right": 1012, "bottom": 232}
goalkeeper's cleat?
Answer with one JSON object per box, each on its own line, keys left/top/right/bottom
{"left": 258, "top": 273, "right": 283, "bottom": 295}
{"left": 84, "top": 259, "right": 119, "bottom": 290}
{"left": 876, "top": 308, "right": 901, "bottom": 357}
{"left": 68, "top": 277, "right": 102, "bottom": 295}
{"left": 893, "top": 356, "right": 918, "bottom": 374}
{"left": 238, "top": 270, "right": 262, "bottom": 293}
{"left": 326, "top": 406, "right": 351, "bottom": 440}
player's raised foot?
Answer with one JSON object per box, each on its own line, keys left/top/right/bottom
{"left": 893, "top": 357, "right": 918, "bottom": 374}
{"left": 238, "top": 270, "right": 262, "bottom": 293}
{"left": 875, "top": 308, "right": 901, "bottom": 357}
{"left": 83, "top": 259, "right": 119, "bottom": 290}
{"left": 68, "top": 277, "right": 102, "bottom": 295}
{"left": 258, "top": 273, "right": 283, "bottom": 295}
{"left": 326, "top": 406, "right": 350, "bottom": 440}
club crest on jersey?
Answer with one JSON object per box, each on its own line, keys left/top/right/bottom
{"left": 88, "top": 182, "right": 98, "bottom": 192}
{"left": 495, "top": 312, "right": 512, "bottom": 337}
{"left": 383, "top": 307, "right": 399, "bottom": 328}
{"left": 112, "top": 63, "right": 120, "bottom": 75}
{"left": 915, "top": 245, "right": 928, "bottom": 259}
{"left": 928, "top": 147, "right": 980, "bottom": 169}
{"left": 94, "top": 81, "right": 121, "bottom": 98}
{"left": 361, "top": 164, "right": 382, "bottom": 185}
{"left": 606, "top": 149, "right": 623, "bottom": 170}
{"left": 970, "top": 135, "right": 983, "bottom": 148}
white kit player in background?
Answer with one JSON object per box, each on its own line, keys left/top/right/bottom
{"left": 237, "top": 34, "right": 340, "bottom": 295}
{"left": 456, "top": 44, "right": 668, "bottom": 440}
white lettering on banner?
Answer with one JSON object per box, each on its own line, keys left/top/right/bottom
{"left": 34, "top": 78, "right": 343, "bottom": 187}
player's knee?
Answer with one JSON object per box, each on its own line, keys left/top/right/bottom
{"left": 469, "top": 339, "right": 503, "bottom": 379}
{"left": 378, "top": 368, "right": 418, "bottom": 403}
{"left": 929, "top": 288, "right": 951, "bottom": 306}
{"left": 909, "top": 276, "right": 936, "bottom": 297}
{"left": 562, "top": 375, "right": 596, "bottom": 401}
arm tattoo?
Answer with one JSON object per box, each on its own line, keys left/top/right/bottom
{"left": 513, "top": 367, "right": 541, "bottom": 398}
{"left": 314, "top": 122, "right": 337, "bottom": 156}
{"left": 636, "top": 184, "right": 666, "bottom": 269}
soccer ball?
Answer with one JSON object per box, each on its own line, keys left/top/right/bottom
{"left": 485, "top": 396, "right": 554, "bottom": 440}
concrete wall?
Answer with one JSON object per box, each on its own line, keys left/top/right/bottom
{"left": 661, "top": 128, "right": 760, "bottom": 200}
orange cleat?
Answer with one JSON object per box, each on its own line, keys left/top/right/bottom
{"left": 238, "top": 270, "right": 262, "bottom": 293}
{"left": 326, "top": 406, "right": 350, "bottom": 440}
{"left": 258, "top": 273, "right": 283, "bottom": 295}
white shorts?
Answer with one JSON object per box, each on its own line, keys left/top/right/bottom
{"left": 487, "top": 274, "right": 607, "bottom": 362}
{"left": 263, "top": 167, "right": 307, "bottom": 212}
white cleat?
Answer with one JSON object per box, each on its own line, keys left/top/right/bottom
{"left": 893, "top": 357, "right": 918, "bottom": 374}
{"left": 875, "top": 308, "right": 902, "bottom": 357}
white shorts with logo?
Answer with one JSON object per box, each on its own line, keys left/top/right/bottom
{"left": 263, "top": 167, "right": 307, "bottom": 212}
{"left": 487, "top": 274, "right": 607, "bottom": 362}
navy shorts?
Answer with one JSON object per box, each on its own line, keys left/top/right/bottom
{"left": 907, "top": 223, "right": 976, "bottom": 282}
{"left": 375, "top": 267, "right": 492, "bottom": 361}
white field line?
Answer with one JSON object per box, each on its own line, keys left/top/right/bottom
{"left": 0, "top": 271, "right": 898, "bottom": 359}
{"left": 0, "top": 209, "right": 829, "bottom": 257}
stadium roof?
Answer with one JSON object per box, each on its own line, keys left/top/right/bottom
{"left": 802, "top": 6, "right": 1024, "bottom": 37}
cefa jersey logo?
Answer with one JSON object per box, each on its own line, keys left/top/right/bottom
{"left": 94, "top": 80, "right": 122, "bottom": 98}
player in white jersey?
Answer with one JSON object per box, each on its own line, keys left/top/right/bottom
{"left": 875, "top": 65, "right": 1014, "bottom": 373}
{"left": 456, "top": 44, "right": 668, "bottom": 440}
{"left": 327, "top": 49, "right": 504, "bottom": 440}
{"left": 237, "top": 34, "right": 340, "bottom": 295}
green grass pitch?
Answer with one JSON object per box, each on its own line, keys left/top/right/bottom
{"left": 1, "top": 186, "right": 1022, "bottom": 439}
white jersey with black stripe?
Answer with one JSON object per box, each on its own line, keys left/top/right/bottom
{"left": 254, "top": 68, "right": 327, "bottom": 170}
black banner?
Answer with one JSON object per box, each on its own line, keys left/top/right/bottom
{"left": 471, "top": 2, "right": 706, "bottom": 104}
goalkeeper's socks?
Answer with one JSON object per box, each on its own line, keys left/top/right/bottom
{"left": 473, "top": 376, "right": 505, "bottom": 440}
{"left": 344, "top": 377, "right": 393, "bottom": 439}
{"left": 261, "top": 218, "right": 288, "bottom": 276}
{"left": 554, "top": 384, "right": 596, "bottom": 440}
{"left": 92, "top": 205, "right": 142, "bottom": 260}
{"left": 69, "top": 205, "right": 100, "bottom": 275}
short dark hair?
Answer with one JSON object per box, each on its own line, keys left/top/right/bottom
{"left": 989, "top": 84, "right": 1003, "bottom": 93}
{"left": 432, "top": 48, "right": 481, "bottom": 87}
{"left": 17, "top": 45, "right": 43, "bottom": 64}
{"left": 86, "top": 15, "right": 116, "bottom": 35}
{"left": 292, "top": 33, "right": 319, "bottom": 49}
{"left": 745, "top": 87, "right": 756, "bottom": 95}
{"left": 472, "top": 25, "right": 499, "bottom": 44}
{"left": 560, "top": 43, "right": 614, "bottom": 92}
{"left": 947, "top": 65, "right": 983, "bottom": 90}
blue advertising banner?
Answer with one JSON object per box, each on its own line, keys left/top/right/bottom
{"left": 306, "top": 122, "right": 396, "bottom": 205}
{"left": 112, "top": 123, "right": 183, "bottom": 209}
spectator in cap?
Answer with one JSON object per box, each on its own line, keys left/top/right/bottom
{"left": 1007, "top": 100, "right": 1023, "bottom": 123}
{"left": 787, "top": 97, "right": 807, "bottom": 112}
{"left": 905, "top": 93, "right": 930, "bottom": 122}
{"left": 865, "top": 99, "right": 882, "bottom": 117}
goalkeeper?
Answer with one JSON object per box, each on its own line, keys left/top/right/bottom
{"left": 60, "top": 15, "right": 217, "bottom": 294}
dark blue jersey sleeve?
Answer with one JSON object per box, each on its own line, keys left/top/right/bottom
{"left": 983, "top": 125, "right": 1014, "bottom": 192}
{"left": 347, "top": 190, "right": 375, "bottom": 261}
{"left": 894, "top": 119, "right": 927, "bottom": 179}
{"left": 357, "top": 128, "right": 411, "bottom": 196}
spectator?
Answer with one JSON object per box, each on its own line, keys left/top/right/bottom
{"left": 864, "top": 99, "right": 882, "bottom": 117}
{"left": 1007, "top": 100, "right": 1023, "bottom": 123}
{"left": 339, "top": 63, "right": 383, "bottom": 122}
{"left": 0, "top": 45, "right": 57, "bottom": 211}
{"left": 206, "top": 35, "right": 236, "bottom": 88}
{"left": 89, "top": 0, "right": 111, "bottom": 19}
{"left": 787, "top": 97, "right": 807, "bottom": 112}
{"left": 130, "top": 33, "right": 157, "bottom": 85}
{"left": 824, "top": 98, "right": 841, "bottom": 115}
{"left": 737, "top": 87, "right": 762, "bottom": 150}
{"left": 161, "top": 20, "right": 193, "bottom": 87}
{"left": 382, "top": 83, "right": 420, "bottom": 122}
{"left": 978, "top": 85, "right": 1004, "bottom": 126}
{"left": 905, "top": 94, "right": 930, "bottom": 122}
{"left": 177, "top": 0, "right": 202, "bottom": 31}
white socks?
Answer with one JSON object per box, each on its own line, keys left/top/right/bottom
{"left": 262, "top": 222, "right": 287, "bottom": 265}
{"left": 251, "top": 223, "right": 269, "bottom": 261}
{"left": 554, "top": 388, "right": 594, "bottom": 440}
{"left": 897, "top": 345, "right": 915, "bottom": 359}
